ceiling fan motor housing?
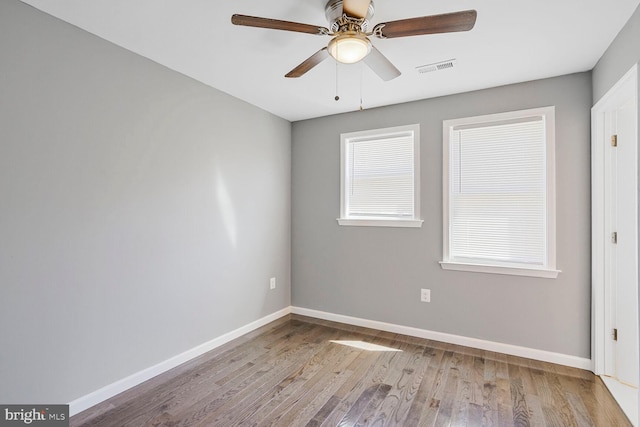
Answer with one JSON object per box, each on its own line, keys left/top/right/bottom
{"left": 325, "top": 0, "right": 375, "bottom": 32}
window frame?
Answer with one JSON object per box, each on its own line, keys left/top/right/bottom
{"left": 440, "top": 106, "right": 560, "bottom": 278}
{"left": 338, "top": 124, "right": 423, "bottom": 228}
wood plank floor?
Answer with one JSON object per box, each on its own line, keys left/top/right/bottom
{"left": 71, "top": 315, "right": 632, "bottom": 426}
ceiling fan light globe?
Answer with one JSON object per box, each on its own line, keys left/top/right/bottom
{"left": 328, "top": 33, "right": 372, "bottom": 64}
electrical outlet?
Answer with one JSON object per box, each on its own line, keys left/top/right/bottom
{"left": 270, "top": 277, "right": 276, "bottom": 290}
{"left": 421, "top": 288, "right": 431, "bottom": 303}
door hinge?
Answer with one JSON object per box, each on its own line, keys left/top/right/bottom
{"left": 611, "top": 134, "right": 618, "bottom": 147}
{"left": 611, "top": 232, "right": 618, "bottom": 244}
{"left": 613, "top": 328, "right": 618, "bottom": 341}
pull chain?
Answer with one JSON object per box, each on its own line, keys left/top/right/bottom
{"left": 334, "top": 44, "right": 340, "bottom": 101}
{"left": 335, "top": 60, "right": 340, "bottom": 101}
{"left": 359, "top": 62, "right": 364, "bottom": 110}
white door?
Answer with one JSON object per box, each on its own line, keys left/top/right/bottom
{"left": 607, "top": 85, "right": 639, "bottom": 387}
{"left": 592, "top": 65, "right": 639, "bottom": 391}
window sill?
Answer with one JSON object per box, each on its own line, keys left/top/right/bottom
{"left": 337, "top": 218, "right": 424, "bottom": 228}
{"left": 439, "top": 261, "right": 560, "bottom": 278}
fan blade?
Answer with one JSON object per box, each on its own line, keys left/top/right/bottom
{"left": 285, "top": 48, "right": 330, "bottom": 78}
{"left": 363, "top": 46, "right": 401, "bottom": 81}
{"left": 231, "top": 14, "right": 329, "bottom": 35}
{"left": 343, "top": 0, "right": 372, "bottom": 19}
{"left": 373, "top": 10, "right": 477, "bottom": 39}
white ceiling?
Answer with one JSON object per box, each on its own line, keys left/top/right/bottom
{"left": 20, "top": 0, "right": 640, "bottom": 122}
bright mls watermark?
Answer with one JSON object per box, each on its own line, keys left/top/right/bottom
{"left": 0, "top": 405, "right": 68, "bottom": 426}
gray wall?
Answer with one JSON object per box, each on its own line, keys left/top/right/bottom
{"left": 592, "top": 3, "right": 640, "bottom": 104}
{"left": 292, "top": 73, "right": 593, "bottom": 358}
{"left": 0, "top": 0, "right": 291, "bottom": 404}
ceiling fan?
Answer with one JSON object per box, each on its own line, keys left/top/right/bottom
{"left": 231, "top": 0, "right": 477, "bottom": 81}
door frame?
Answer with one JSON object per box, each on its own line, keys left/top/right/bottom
{"left": 591, "top": 64, "right": 638, "bottom": 376}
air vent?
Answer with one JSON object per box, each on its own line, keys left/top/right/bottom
{"left": 416, "top": 59, "right": 457, "bottom": 74}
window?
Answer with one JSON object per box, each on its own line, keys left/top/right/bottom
{"left": 441, "top": 107, "right": 559, "bottom": 278}
{"left": 338, "top": 124, "right": 422, "bottom": 227}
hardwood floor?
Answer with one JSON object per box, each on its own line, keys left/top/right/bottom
{"left": 71, "top": 315, "right": 632, "bottom": 426}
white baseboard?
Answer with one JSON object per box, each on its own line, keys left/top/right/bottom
{"left": 70, "top": 305, "right": 593, "bottom": 417}
{"left": 69, "top": 307, "right": 292, "bottom": 416}
{"left": 291, "top": 306, "right": 593, "bottom": 371}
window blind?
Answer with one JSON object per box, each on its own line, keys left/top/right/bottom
{"left": 346, "top": 135, "right": 414, "bottom": 218}
{"left": 449, "top": 118, "right": 547, "bottom": 265}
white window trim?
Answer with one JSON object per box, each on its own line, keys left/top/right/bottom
{"left": 441, "top": 106, "right": 560, "bottom": 278}
{"left": 338, "top": 124, "right": 423, "bottom": 228}
{"left": 337, "top": 218, "right": 424, "bottom": 228}
{"left": 439, "top": 260, "right": 560, "bottom": 278}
